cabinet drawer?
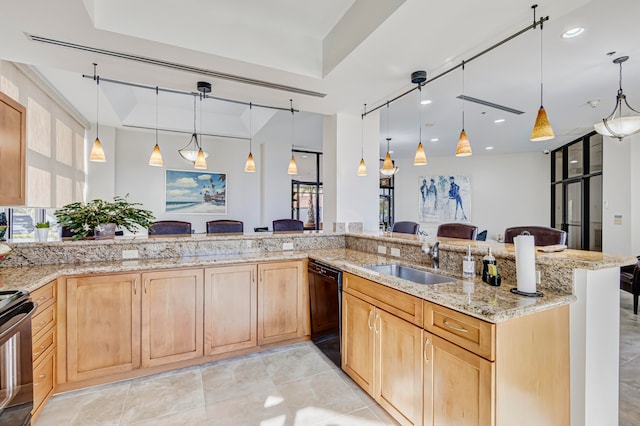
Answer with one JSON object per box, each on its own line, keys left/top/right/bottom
{"left": 31, "top": 281, "right": 56, "bottom": 315}
{"left": 32, "top": 327, "right": 55, "bottom": 364}
{"left": 33, "top": 349, "right": 55, "bottom": 414}
{"left": 32, "top": 303, "right": 55, "bottom": 339}
{"left": 344, "top": 273, "right": 422, "bottom": 326}
{"left": 424, "top": 302, "right": 495, "bottom": 361}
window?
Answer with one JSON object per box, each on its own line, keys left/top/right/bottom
{"left": 291, "top": 150, "right": 322, "bottom": 230}
{"left": 551, "top": 131, "right": 602, "bottom": 251}
{"left": 379, "top": 166, "right": 394, "bottom": 231}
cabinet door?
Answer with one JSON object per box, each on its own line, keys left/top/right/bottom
{"left": 375, "top": 309, "right": 423, "bottom": 426}
{"left": 0, "top": 91, "right": 26, "bottom": 206}
{"left": 204, "top": 264, "right": 257, "bottom": 355}
{"left": 66, "top": 273, "right": 141, "bottom": 381}
{"left": 342, "top": 292, "right": 374, "bottom": 394}
{"left": 425, "top": 335, "right": 494, "bottom": 426}
{"left": 141, "top": 269, "right": 204, "bottom": 367}
{"left": 257, "top": 261, "right": 308, "bottom": 345}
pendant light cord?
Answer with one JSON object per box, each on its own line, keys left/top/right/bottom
{"left": 249, "top": 102, "right": 253, "bottom": 152}
{"left": 290, "top": 99, "right": 294, "bottom": 154}
{"left": 94, "top": 63, "right": 100, "bottom": 140}
{"left": 462, "top": 61, "right": 465, "bottom": 130}
{"left": 155, "top": 86, "right": 159, "bottom": 144}
{"left": 361, "top": 104, "right": 366, "bottom": 158}
{"left": 540, "top": 20, "right": 544, "bottom": 106}
{"left": 418, "top": 85, "right": 422, "bottom": 143}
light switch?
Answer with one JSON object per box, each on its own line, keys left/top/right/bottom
{"left": 614, "top": 215, "right": 623, "bottom": 225}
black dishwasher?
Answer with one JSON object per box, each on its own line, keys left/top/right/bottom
{"left": 308, "top": 260, "right": 342, "bottom": 367}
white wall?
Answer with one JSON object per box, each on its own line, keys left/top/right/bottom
{"left": 260, "top": 142, "right": 294, "bottom": 228}
{"left": 393, "top": 151, "right": 550, "bottom": 239}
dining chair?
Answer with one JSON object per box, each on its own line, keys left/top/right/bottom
{"left": 391, "top": 221, "right": 420, "bottom": 235}
{"left": 503, "top": 226, "right": 566, "bottom": 246}
{"left": 272, "top": 219, "right": 304, "bottom": 232}
{"left": 206, "top": 220, "right": 244, "bottom": 234}
{"left": 148, "top": 220, "right": 192, "bottom": 235}
{"left": 436, "top": 223, "right": 478, "bottom": 240}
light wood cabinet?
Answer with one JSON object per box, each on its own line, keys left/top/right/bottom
{"left": 257, "top": 260, "right": 308, "bottom": 345}
{"left": 66, "top": 273, "right": 141, "bottom": 381}
{"left": 343, "top": 274, "right": 423, "bottom": 426}
{"left": 0, "top": 91, "right": 26, "bottom": 206}
{"left": 141, "top": 269, "right": 204, "bottom": 367}
{"left": 204, "top": 264, "right": 257, "bottom": 355}
{"left": 31, "top": 280, "right": 57, "bottom": 421}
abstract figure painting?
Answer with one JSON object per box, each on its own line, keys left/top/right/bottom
{"left": 165, "top": 169, "right": 227, "bottom": 214}
{"left": 419, "top": 175, "right": 471, "bottom": 222}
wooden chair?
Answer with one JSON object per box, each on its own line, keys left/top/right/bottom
{"left": 272, "top": 219, "right": 304, "bottom": 232}
{"left": 503, "top": 226, "right": 566, "bottom": 246}
{"left": 206, "top": 220, "right": 243, "bottom": 234}
{"left": 148, "top": 220, "right": 192, "bottom": 235}
{"left": 436, "top": 223, "right": 478, "bottom": 240}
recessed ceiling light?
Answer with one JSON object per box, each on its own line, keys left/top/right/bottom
{"left": 421, "top": 99, "right": 432, "bottom": 105}
{"left": 389, "top": 150, "right": 394, "bottom": 154}
{"left": 430, "top": 138, "right": 439, "bottom": 142}
{"left": 570, "top": 160, "right": 579, "bottom": 164}
{"left": 301, "top": 155, "right": 308, "bottom": 158}
{"left": 562, "top": 27, "right": 584, "bottom": 39}
{"left": 494, "top": 119, "right": 505, "bottom": 123}
{"left": 485, "top": 146, "right": 494, "bottom": 150}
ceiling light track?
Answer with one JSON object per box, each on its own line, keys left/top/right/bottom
{"left": 81, "top": 73, "right": 299, "bottom": 113}
{"left": 363, "top": 10, "right": 549, "bottom": 117}
{"left": 123, "top": 124, "right": 250, "bottom": 141}
{"left": 455, "top": 95, "right": 525, "bottom": 115}
{"left": 26, "top": 33, "right": 326, "bottom": 98}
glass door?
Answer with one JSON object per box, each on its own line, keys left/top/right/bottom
{"left": 564, "top": 181, "right": 582, "bottom": 249}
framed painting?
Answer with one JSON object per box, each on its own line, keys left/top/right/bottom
{"left": 165, "top": 169, "right": 227, "bottom": 214}
{"left": 419, "top": 175, "right": 471, "bottom": 222}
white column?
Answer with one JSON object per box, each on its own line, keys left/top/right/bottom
{"left": 323, "top": 111, "right": 379, "bottom": 232}
{"left": 570, "top": 267, "right": 620, "bottom": 426}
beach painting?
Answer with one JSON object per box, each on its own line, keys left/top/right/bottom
{"left": 165, "top": 169, "right": 227, "bottom": 214}
{"left": 419, "top": 175, "right": 471, "bottom": 222}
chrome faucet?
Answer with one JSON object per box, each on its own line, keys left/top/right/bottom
{"left": 423, "top": 241, "right": 439, "bottom": 269}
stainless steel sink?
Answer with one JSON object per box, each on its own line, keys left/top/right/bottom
{"left": 364, "top": 264, "right": 455, "bottom": 285}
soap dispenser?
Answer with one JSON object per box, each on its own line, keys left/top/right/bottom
{"left": 481, "top": 247, "right": 496, "bottom": 283}
{"left": 462, "top": 245, "right": 475, "bottom": 278}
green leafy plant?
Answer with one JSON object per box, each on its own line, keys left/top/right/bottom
{"left": 54, "top": 195, "right": 155, "bottom": 240}
{"left": 35, "top": 221, "right": 50, "bottom": 228}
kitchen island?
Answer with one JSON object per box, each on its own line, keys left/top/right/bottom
{"left": 0, "top": 231, "right": 633, "bottom": 425}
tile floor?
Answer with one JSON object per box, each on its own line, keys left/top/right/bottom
{"left": 35, "top": 292, "right": 640, "bottom": 426}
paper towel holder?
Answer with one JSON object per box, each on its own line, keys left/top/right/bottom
{"left": 510, "top": 288, "right": 543, "bottom": 297}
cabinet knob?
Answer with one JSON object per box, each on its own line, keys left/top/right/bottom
{"left": 34, "top": 373, "right": 47, "bottom": 386}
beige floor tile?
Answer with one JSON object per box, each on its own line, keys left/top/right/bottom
{"left": 200, "top": 355, "right": 274, "bottom": 405}
{"left": 314, "top": 407, "right": 398, "bottom": 426}
{"left": 262, "top": 344, "right": 334, "bottom": 385}
{"left": 33, "top": 381, "right": 130, "bottom": 426}
{"left": 124, "top": 405, "right": 209, "bottom": 426}
{"left": 277, "top": 370, "right": 368, "bottom": 425}
{"left": 204, "top": 388, "right": 294, "bottom": 426}
{"left": 119, "top": 368, "right": 204, "bottom": 424}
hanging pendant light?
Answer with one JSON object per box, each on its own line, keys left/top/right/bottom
{"left": 89, "top": 63, "right": 106, "bottom": 162}
{"left": 456, "top": 61, "right": 472, "bottom": 157}
{"left": 413, "top": 71, "right": 428, "bottom": 165}
{"left": 148, "top": 86, "right": 164, "bottom": 167}
{"left": 244, "top": 103, "right": 256, "bottom": 172}
{"left": 179, "top": 92, "right": 209, "bottom": 165}
{"left": 593, "top": 56, "right": 640, "bottom": 141}
{"left": 380, "top": 102, "right": 399, "bottom": 176}
{"left": 357, "top": 104, "right": 368, "bottom": 176}
{"left": 194, "top": 95, "right": 207, "bottom": 170}
{"left": 287, "top": 99, "right": 298, "bottom": 175}
{"left": 530, "top": 5, "right": 554, "bottom": 141}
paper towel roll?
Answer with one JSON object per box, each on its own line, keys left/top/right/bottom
{"left": 514, "top": 234, "right": 536, "bottom": 293}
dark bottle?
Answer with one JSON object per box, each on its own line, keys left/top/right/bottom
{"left": 481, "top": 247, "right": 496, "bottom": 283}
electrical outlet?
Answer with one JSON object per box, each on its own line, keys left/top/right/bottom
{"left": 390, "top": 247, "right": 401, "bottom": 257}
{"left": 378, "top": 245, "right": 386, "bottom": 254}
{"left": 246, "top": 240, "right": 252, "bottom": 248}
{"left": 122, "top": 249, "right": 139, "bottom": 259}
{"left": 283, "top": 242, "right": 294, "bottom": 250}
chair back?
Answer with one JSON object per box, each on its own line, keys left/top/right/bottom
{"left": 149, "top": 220, "right": 192, "bottom": 235}
{"left": 503, "top": 226, "right": 566, "bottom": 246}
{"left": 391, "top": 221, "right": 419, "bottom": 235}
{"left": 436, "top": 223, "right": 478, "bottom": 240}
{"left": 272, "top": 219, "right": 304, "bottom": 232}
{"left": 207, "top": 220, "right": 244, "bottom": 234}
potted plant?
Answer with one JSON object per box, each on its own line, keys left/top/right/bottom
{"left": 54, "top": 194, "right": 155, "bottom": 240}
{"left": 35, "top": 221, "right": 50, "bottom": 242}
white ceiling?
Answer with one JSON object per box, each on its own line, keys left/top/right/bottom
{"left": 0, "top": 0, "right": 639, "bottom": 160}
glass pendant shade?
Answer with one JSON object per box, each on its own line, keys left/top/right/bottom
{"left": 89, "top": 137, "right": 106, "bottom": 162}
{"left": 531, "top": 106, "right": 555, "bottom": 141}
{"left": 455, "top": 130, "right": 472, "bottom": 157}
{"left": 194, "top": 148, "right": 207, "bottom": 169}
{"left": 357, "top": 158, "right": 367, "bottom": 176}
{"left": 179, "top": 133, "right": 209, "bottom": 163}
{"left": 288, "top": 155, "right": 298, "bottom": 175}
{"left": 244, "top": 152, "right": 256, "bottom": 172}
{"left": 148, "top": 143, "right": 163, "bottom": 166}
{"left": 413, "top": 142, "right": 427, "bottom": 165}
{"left": 594, "top": 116, "right": 640, "bottom": 140}
{"left": 380, "top": 152, "right": 399, "bottom": 176}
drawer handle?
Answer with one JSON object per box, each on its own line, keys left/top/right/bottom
{"left": 33, "top": 344, "right": 47, "bottom": 357}
{"left": 424, "top": 338, "right": 430, "bottom": 364}
{"left": 37, "top": 295, "right": 46, "bottom": 302}
{"left": 443, "top": 319, "right": 468, "bottom": 333}
{"left": 374, "top": 313, "right": 380, "bottom": 335}
{"left": 367, "top": 310, "right": 374, "bottom": 330}
{"left": 33, "top": 320, "right": 47, "bottom": 331}
{"left": 133, "top": 279, "right": 137, "bottom": 295}
{"left": 34, "top": 374, "right": 47, "bottom": 386}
